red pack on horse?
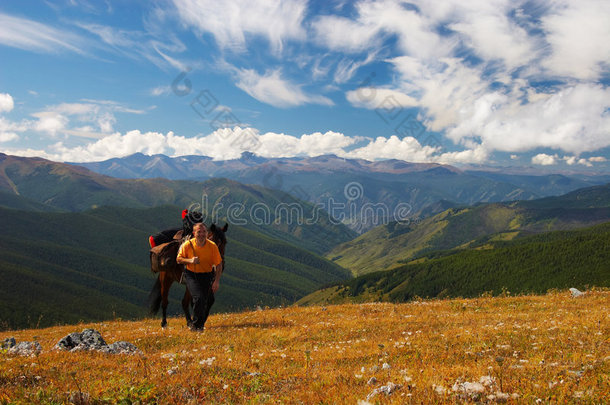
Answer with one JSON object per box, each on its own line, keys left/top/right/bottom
{"left": 148, "top": 209, "right": 228, "bottom": 328}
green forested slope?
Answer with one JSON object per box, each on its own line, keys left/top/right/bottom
{"left": 300, "top": 221, "right": 610, "bottom": 305}
{"left": 328, "top": 184, "right": 610, "bottom": 275}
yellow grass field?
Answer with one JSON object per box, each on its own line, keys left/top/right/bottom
{"left": 1, "top": 290, "right": 608, "bottom": 404}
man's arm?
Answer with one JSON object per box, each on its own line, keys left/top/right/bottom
{"left": 212, "top": 262, "right": 223, "bottom": 293}
{"left": 177, "top": 242, "right": 199, "bottom": 265}
{"left": 177, "top": 255, "right": 199, "bottom": 265}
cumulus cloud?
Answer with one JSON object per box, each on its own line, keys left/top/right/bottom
{"left": 346, "top": 135, "right": 438, "bottom": 162}
{"left": 532, "top": 153, "right": 558, "bottom": 166}
{"left": 435, "top": 145, "right": 490, "bottom": 165}
{"left": 0, "top": 93, "right": 14, "bottom": 112}
{"left": 32, "top": 112, "right": 69, "bottom": 136}
{"left": 541, "top": 0, "right": 610, "bottom": 80}
{"left": 447, "top": 84, "right": 610, "bottom": 155}
{"left": 5, "top": 127, "right": 434, "bottom": 163}
{"left": 337, "top": 0, "right": 610, "bottom": 162}
{"left": 235, "top": 68, "right": 333, "bottom": 108}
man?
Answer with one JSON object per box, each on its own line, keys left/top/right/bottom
{"left": 177, "top": 222, "right": 223, "bottom": 331}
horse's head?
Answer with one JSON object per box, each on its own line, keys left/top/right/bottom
{"left": 209, "top": 223, "right": 228, "bottom": 259}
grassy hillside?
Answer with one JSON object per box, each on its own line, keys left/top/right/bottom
{"left": 0, "top": 205, "right": 348, "bottom": 330}
{"left": 328, "top": 183, "right": 610, "bottom": 276}
{"left": 0, "top": 154, "right": 356, "bottom": 254}
{"left": 302, "top": 221, "right": 610, "bottom": 305}
{"left": 1, "top": 290, "right": 608, "bottom": 403}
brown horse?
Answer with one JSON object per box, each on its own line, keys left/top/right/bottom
{"left": 148, "top": 223, "right": 228, "bottom": 328}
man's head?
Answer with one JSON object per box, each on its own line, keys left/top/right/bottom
{"left": 193, "top": 222, "right": 208, "bottom": 240}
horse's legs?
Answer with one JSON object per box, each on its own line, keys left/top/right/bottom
{"left": 160, "top": 275, "right": 170, "bottom": 328}
{"left": 182, "top": 288, "right": 193, "bottom": 327}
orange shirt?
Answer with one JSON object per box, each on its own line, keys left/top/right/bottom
{"left": 177, "top": 238, "right": 222, "bottom": 273}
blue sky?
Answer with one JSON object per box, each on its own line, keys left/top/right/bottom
{"left": 0, "top": 0, "right": 609, "bottom": 171}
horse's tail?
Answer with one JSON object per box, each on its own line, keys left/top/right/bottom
{"left": 148, "top": 276, "right": 162, "bottom": 315}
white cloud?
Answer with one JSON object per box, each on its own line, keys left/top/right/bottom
{"left": 151, "top": 86, "right": 172, "bottom": 96}
{"left": 0, "top": 116, "right": 30, "bottom": 134}
{"left": 541, "top": 0, "right": 610, "bottom": 80}
{"left": 0, "top": 93, "right": 14, "bottom": 112}
{"left": 345, "top": 135, "right": 438, "bottom": 162}
{"left": 75, "top": 22, "right": 191, "bottom": 71}
{"left": 442, "top": 0, "right": 540, "bottom": 70}
{"left": 563, "top": 155, "right": 577, "bottom": 165}
{"left": 532, "top": 153, "right": 558, "bottom": 166}
{"left": 346, "top": 87, "right": 418, "bottom": 110}
{"left": 235, "top": 68, "right": 333, "bottom": 108}
{"left": 311, "top": 13, "right": 381, "bottom": 53}
{"left": 588, "top": 156, "right": 607, "bottom": 163}
{"left": 5, "top": 127, "right": 435, "bottom": 163}
{"left": 32, "top": 112, "right": 69, "bottom": 136}
{"left": 435, "top": 145, "right": 490, "bottom": 165}
{"left": 334, "top": 0, "right": 609, "bottom": 163}
{"left": 0, "top": 132, "right": 18, "bottom": 142}
{"left": 259, "top": 131, "right": 358, "bottom": 158}
{"left": 333, "top": 52, "right": 378, "bottom": 84}
{"left": 449, "top": 84, "right": 610, "bottom": 155}
{"left": 0, "top": 13, "right": 85, "bottom": 54}
{"left": 314, "top": 0, "right": 453, "bottom": 60}
{"left": 30, "top": 100, "right": 145, "bottom": 139}
{"left": 172, "top": 0, "right": 306, "bottom": 54}
{"left": 577, "top": 158, "right": 592, "bottom": 167}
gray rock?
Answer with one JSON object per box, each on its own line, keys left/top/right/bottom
{"left": 101, "top": 341, "right": 142, "bottom": 355}
{"left": 8, "top": 341, "right": 42, "bottom": 356}
{"left": 54, "top": 329, "right": 140, "bottom": 355}
{"left": 55, "top": 329, "right": 107, "bottom": 352}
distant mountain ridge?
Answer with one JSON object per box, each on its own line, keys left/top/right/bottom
{"left": 327, "top": 182, "right": 610, "bottom": 276}
{"left": 0, "top": 153, "right": 355, "bottom": 254}
{"left": 71, "top": 152, "right": 455, "bottom": 179}
{"left": 70, "top": 153, "right": 608, "bottom": 232}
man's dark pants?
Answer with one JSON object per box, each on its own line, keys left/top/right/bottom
{"left": 184, "top": 270, "right": 214, "bottom": 329}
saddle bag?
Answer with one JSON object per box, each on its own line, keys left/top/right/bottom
{"left": 150, "top": 239, "right": 180, "bottom": 273}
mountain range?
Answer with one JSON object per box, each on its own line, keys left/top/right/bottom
{"left": 0, "top": 153, "right": 356, "bottom": 254}
{"left": 71, "top": 152, "right": 610, "bottom": 232}
{"left": 300, "top": 221, "right": 610, "bottom": 306}
{"left": 2, "top": 152, "right": 609, "bottom": 330}
{"left": 327, "top": 183, "right": 610, "bottom": 276}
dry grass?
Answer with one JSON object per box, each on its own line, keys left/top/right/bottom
{"left": 1, "top": 289, "right": 608, "bottom": 404}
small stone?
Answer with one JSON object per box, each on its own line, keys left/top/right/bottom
{"left": 2, "top": 337, "right": 16, "bottom": 349}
